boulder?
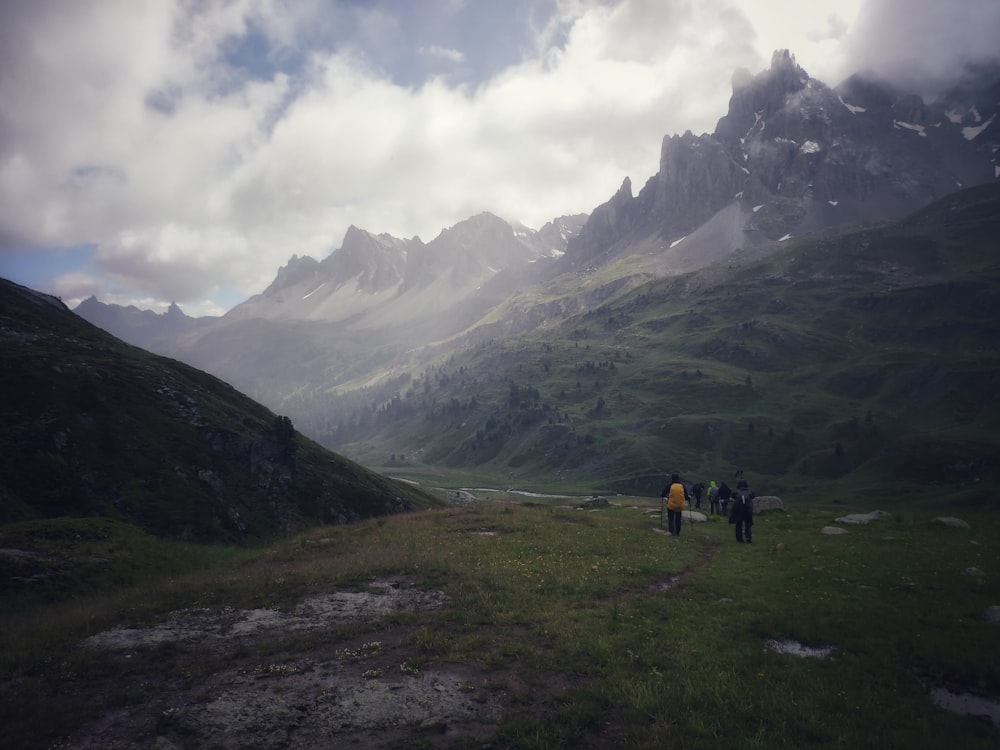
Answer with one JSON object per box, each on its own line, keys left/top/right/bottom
{"left": 578, "top": 496, "right": 609, "bottom": 509}
{"left": 753, "top": 495, "right": 785, "bottom": 513}
{"left": 681, "top": 510, "right": 708, "bottom": 522}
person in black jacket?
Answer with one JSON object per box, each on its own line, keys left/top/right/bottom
{"left": 718, "top": 481, "right": 732, "bottom": 516}
{"left": 728, "top": 479, "right": 755, "bottom": 543}
{"left": 691, "top": 482, "right": 704, "bottom": 509}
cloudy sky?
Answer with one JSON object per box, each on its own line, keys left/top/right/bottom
{"left": 2, "top": 0, "right": 998, "bottom": 316}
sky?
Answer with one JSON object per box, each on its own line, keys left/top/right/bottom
{"left": 1, "top": 0, "right": 999, "bottom": 317}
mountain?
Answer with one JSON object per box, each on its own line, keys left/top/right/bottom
{"left": 1, "top": 278, "right": 439, "bottom": 542}
{"left": 74, "top": 295, "right": 215, "bottom": 350}
{"left": 76, "top": 211, "right": 588, "bottom": 415}
{"left": 565, "top": 50, "right": 998, "bottom": 272}
{"left": 327, "top": 184, "right": 1000, "bottom": 504}
{"left": 71, "top": 51, "right": 1000, "bottom": 499}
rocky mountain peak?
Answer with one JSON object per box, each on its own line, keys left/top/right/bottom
{"left": 564, "top": 177, "right": 638, "bottom": 268}
{"left": 564, "top": 49, "right": 999, "bottom": 270}
{"left": 165, "top": 301, "right": 187, "bottom": 319}
{"left": 715, "top": 49, "right": 811, "bottom": 146}
{"left": 264, "top": 254, "right": 322, "bottom": 296}
{"left": 323, "top": 226, "right": 412, "bottom": 294}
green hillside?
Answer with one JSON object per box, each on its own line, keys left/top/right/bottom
{"left": 0, "top": 279, "right": 440, "bottom": 544}
{"left": 322, "top": 184, "right": 1000, "bottom": 505}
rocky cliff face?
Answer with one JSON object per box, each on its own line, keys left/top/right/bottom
{"left": 565, "top": 49, "right": 999, "bottom": 268}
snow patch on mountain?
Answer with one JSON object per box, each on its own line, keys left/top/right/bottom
{"left": 302, "top": 283, "right": 326, "bottom": 300}
{"left": 964, "top": 114, "right": 996, "bottom": 140}
{"left": 894, "top": 120, "right": 927, "bottom": 136}
{"left": 839, "top": 96, "right": 866, "bottom": 114}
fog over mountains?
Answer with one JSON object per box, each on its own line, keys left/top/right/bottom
{"left": 75, "top": 51, "right": 1000, "bottom": 457}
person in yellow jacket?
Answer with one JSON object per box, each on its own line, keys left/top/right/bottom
{"left": 660, "top": 473, "right": 689, "bottom": 536}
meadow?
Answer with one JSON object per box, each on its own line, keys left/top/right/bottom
{"left": 2, "top": 497, "right": 998, "bottom": 748}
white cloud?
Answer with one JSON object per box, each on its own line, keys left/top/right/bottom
{"left": 0, "top": 0, "right": 995, "bottom": 315}
{"left": 843, "top": 0, "right": 1000, "bottom": 97}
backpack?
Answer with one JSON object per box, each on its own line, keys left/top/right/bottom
{"left": 732, "top": 488, "right": 752, "bottom": 512}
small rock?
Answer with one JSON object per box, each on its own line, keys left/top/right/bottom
{"left": 986, "top": 606, "right": 1000, "bottom": 624}
{"left": 933, "top": 517, "right": 970, "bottom": 529}
{"left": 419, "top": 716, "right": 448, "bottom": 733}
{"left": 766, "top": 639, "right": 835, "bottom": 659}
{"left": 962, "top": 567, "right": 985, "bottom": 577}
{"left": 775, "top": 543, "right": 786, "bottom": 551}
{"left": 835, "top": 510, "right": 890, "bottom": 525}
{"left": 821, "top": 526, "right": 848, "bottom": 535}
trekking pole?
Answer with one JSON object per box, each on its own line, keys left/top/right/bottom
{"left": 687, "top": 487, "right": 694, "bottom": 532}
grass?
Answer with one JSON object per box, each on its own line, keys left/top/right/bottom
{"left": 2, "top": 500, "right": 998, "bottom": 748}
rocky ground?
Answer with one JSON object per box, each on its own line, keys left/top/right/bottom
{"left": 67, "top": 579, "right": 521, "bottom": 749}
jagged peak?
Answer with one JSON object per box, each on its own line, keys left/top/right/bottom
{"left": 771, "top": 49, "right": 797, "bottom": 73}
{"left": 262, "top": 253, "right": 322, "bottom": 296}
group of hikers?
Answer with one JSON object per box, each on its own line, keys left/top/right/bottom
{"left": 660, "top": 472, "right": 755, "bottom": 543}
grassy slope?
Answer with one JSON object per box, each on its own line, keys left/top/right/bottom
{"left": 0, "top": 279, "right": 441, "bottom": 544}
{"left": 2, "top": 501, "right": 997, "bottom": 748}
{"left": 330, "top": 185, "right": 1000, "bottom": 506}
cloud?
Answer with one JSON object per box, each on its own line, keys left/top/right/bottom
{"left": 842, "top": 0, "right": 1000, "bottom": 96}
{"left": 1, "top": 0, "right": 996, "bottom": 316}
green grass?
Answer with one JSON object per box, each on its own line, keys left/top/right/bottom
{"left": 3, "top": 500, "right": 998, "bottom": 748}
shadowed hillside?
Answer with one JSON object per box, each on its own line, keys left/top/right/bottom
{"left": 0, "top": 279, "right": 440, "bottom": 543}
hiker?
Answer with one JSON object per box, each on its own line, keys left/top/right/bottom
{"left": 707, "top": 480, "right": 719, "bottom": 515}
{"left": 729, "top": 478, "right": 755, "bottom": 543}
{"left": 661, "top": 473, "right": 688, "bottom": 536}
{"left": 718, "top": 481, "right": 732, "bottom": 516}
{"left": 692, "top": 481, "right": 704, "bottom": 509}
